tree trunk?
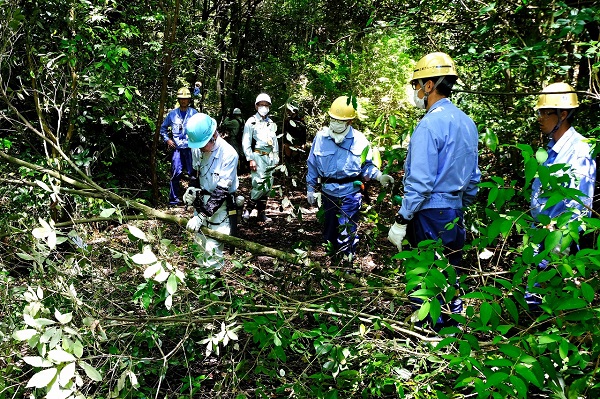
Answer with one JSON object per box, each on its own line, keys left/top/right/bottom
{"left": 152, "top": 0, "right": 182, "bottom": 206}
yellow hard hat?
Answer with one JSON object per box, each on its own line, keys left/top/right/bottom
{"left": 328, "top": 96, "right": 357, "bottom": 120}
{"left": 412, "top": 52, "right": 458, "bottom": 81}
{"left": 534, "top": 82, "right": 579, "bottom": 109}
{"left": 177, "top": 87, "right": 192, "bottom": 99}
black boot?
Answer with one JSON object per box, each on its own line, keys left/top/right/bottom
{"left": 257, "top": 199, "right": 272, "bottom": 224}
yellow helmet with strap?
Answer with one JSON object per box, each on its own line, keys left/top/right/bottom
{"left": 177, "top": 87, "right": 191, "bottom": 99}
{"left": 534, "top": 82, "right": 579, "bottom": 109}
{"left": 328, "top": 96, "right": 357, "bottom": 120}
{"left": 412, "top": 52, "right": 457, "bottom": 81}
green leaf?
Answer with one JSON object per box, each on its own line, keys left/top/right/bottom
{"left": 166, "top": 273, "right": 178, "bottom": 295}
{"left": 35, "top": 179, "right": 52, "bottom": 192}
{"left": 458, "top": 340, "right": 471, "bottom": 357}
{"left": 537, "top": 334, "right": 560, "bottom": 344}
{"left": 132, "top": 246, "right": 158, "bottom": 265}
{"left": 498, "top": 344, "right": 522, "bottom": 359}
{"left": 411, "top": 288, "right": 436, "bottom": 299}
{"left": 417, "top": 301, "right": 430, "bottom": 321}
{"left": 482, "top": 128, "right": 499, "bottom": 152}
{"left": 503, "top": 297, "right": 519, "bottom": 324}
{"left": 54, "top": 309, "right": 73, "bottom": 324}
{"left": 23, "top": 356, "right": 53, "bottom": 367}
{"left": 509, "top": 375, "right": 528, "bottom": 399}
{"left": 48, "top": 349, "right": 76, "bottom": 363}
{"left": 544, "top": 230, "right": 562, "bottom": 252}
{"left": 273, "top": 333, "right": 282, "bottom": 346}
{"left": 127, "top": 225, "right": 147, "bottom": 241}
{"left": 100, "top": 208, "right": 116, "bottom": 218}
{"left": 515, "top": 364, "right": 541, "bottom": 388}
{"left": 143, "top": 262, "right": 162, "bottom": 279}
{"left": 59, "top": 361, "right": 76, "bottom": 387}
{"left": 462, "top": 292, "right": 493, "bottom": 300}
{"left": 524, "top": 158, "right": 538, "bottom": 187}
{"left": 580, "top": 282, "right": 595, "bottom": 303}
{"left": 79, "top": 361, "right": 102, "bottom": 381}
{"left": 487, "top": 186, "right": 499, "bottom": 206}
{"left": 26, "top": 367, "right": 58, "bottom": 388}
{"left": 429, "top": 298, "right": 441, "bottom": 327}
{"left": 388, "top": 114, "right": 397, "bottom": 129}
{"left": 73, "top": 340, "right": 84, "bottom": 359}
{"left": 485, "top": 371, "right": 509, "bottom": 388}
{"left": 556, "top": 298, "right": 588, "bottom": 311}
{"left": 434, "top": 337, "right": 457, "bottom": 351}
{"left": 479, "top": 2, "right": 496, "bottom": 14}
{"left": 480, "top": 302, "right": 493, "bottom": 326}
{"left": 535, "top": 147, "right": 548, "bottom": 164}
{"left": 371, "top": 147, "right": 382, "bottom": 169}
{"left": 13, "top": 329, "right": 38, "bottom": 341}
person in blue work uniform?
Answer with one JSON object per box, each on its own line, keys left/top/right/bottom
{"left": 387, "top": 52, "right": 481, "bottom": 327}
{"left": 160, "top": 87, "right": 199, "bottom": 206}
{"left": 241, "top": 93, "right": 279, "bottom": 224}
{"left": 530, "top": 82, "right": 595, "bottom": 229}
{"left": 526, "top": 82, "right": 596, "bottom": 308}
{"left": 307, "top": 96, "right": 394, "bottom": 266}
{"left": 182, "top": 113, "right": 239, "bottom": 269}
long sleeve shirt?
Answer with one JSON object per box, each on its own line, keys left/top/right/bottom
{"left": 160, "top": 107, "right": 198, "bottom": 149}
{"left": 531, "top": 127, "right": 596, "bottom": 221}
{"left": 399, "top": 98, "right": 480, "bottom": 220}
{"left": 191, "top": 136, "right": 239, "bottom": 194}
{"left": 307, "top": 126, "right": 381, "bottom": 198}
{"left": 241, "top": 113, "right": 279, "bottom": 164}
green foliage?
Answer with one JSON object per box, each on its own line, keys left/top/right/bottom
{"left": 2, "top": 0, "right": 600, "bottom": 397}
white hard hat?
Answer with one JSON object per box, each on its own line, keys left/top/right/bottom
{"left": 233, "top": 108, "right": 242, "bottom": 115}
{"left": 255, "top": 93, "right": 271, "bottom": 105}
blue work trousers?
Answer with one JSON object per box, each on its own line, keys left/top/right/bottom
{"left": 323, "top": 192, "right": 362, "bottom": 258}
{"left": 169, "top": 148, "right": 194, "bottom": 204}
{"left": 408, "top": 208, "right": 466, "bottom": 321}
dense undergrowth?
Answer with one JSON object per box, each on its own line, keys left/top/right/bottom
{"left": 1, "top": 139, "right": 600, "bottom": 399}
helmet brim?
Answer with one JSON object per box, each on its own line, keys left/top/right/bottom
{"left": 187, "top": 117, "right": 217, "bottom": 148}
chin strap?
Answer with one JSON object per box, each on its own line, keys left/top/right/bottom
{"left": 419, "top": 76, "right": 446, "bottom": 108}
{"left": 548, "top": 109, "right": 575, "bottom": 139}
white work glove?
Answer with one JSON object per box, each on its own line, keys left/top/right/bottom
{"left": 183, "top": 187, "right": 203, "bottom": 206}
{"left": 307, "top": 191, "right": 316, "bottom": 206}
{"left": 388, "top": 222, "right": 407, "bottom": 251}
{"left": 377, "top": 173, "right": 395, "bottom": 188}
{"left": 186, "top": 213, "right": 206, "bottom": 232}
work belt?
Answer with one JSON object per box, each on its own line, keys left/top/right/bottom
{"left": 318, "top": 175, "right": 361, "bottom": 185}
{"left": 254, "top": 149, "right": 271, "bottom": 156}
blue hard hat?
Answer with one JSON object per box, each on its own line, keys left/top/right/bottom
{"left": 186, "top": 113, "right": 217, "bottom": 148}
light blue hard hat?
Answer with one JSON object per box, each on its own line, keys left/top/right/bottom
{"left": 186, "top": 113, "right": 217, "bottom": 149}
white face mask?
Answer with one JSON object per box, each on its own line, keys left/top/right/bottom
{"left": 329, "top": 123, "right": 350, "bottom": 144}
{"left": 257, "top": 106, "right": 269, "bottom": 117}
{"left": 413, "top": 88, "right": 426, "bottom": 109}
{"left": 329, "top": 120, "right": 347, "bottom": 133}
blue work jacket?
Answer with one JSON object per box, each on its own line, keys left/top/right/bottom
{"left": 531, "top": 127, "right": 596, "bottom": 221}
{"left": 399, "top": 98, "right": 480, "bottom": 220}
{"left": 160, "top": 107, "right": 198, "bottom": 149}
{"left": 307, "top": 126, "right": 381, "bottom": 198}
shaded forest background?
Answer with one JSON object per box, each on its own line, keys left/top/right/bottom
{"left": 1, "top": 0, "right": 600, "bottom": 398}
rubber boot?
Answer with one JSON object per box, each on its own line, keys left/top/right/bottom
{"left": 243, "top": 200, "right": 256, "bottom": 223}
{"left": 257, "top": 199, "right": 272, "bottom": 224}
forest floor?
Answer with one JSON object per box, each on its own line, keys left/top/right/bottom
{"left": 164, "top": 159, "right": 402, "bottom": 278}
